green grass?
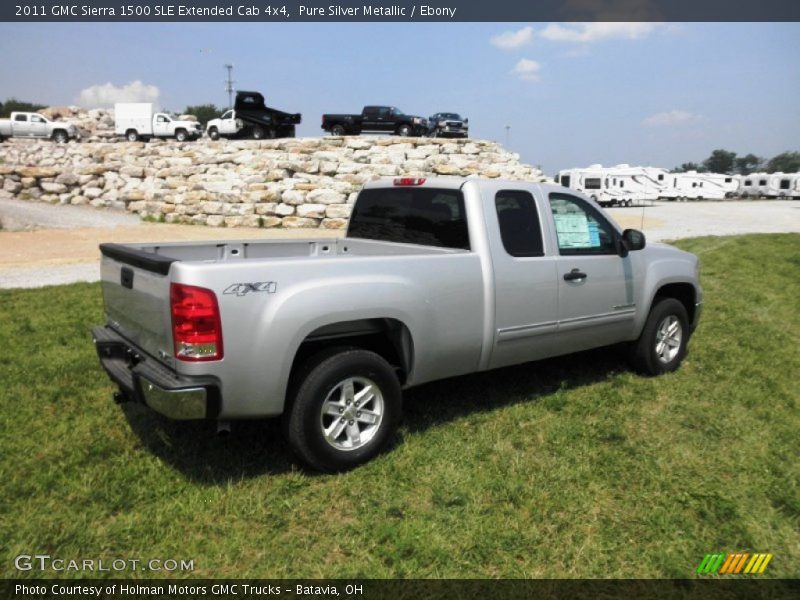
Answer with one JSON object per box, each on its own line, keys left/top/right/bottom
{"left": 1, "top": 234, "right": 798, "bottom": 579}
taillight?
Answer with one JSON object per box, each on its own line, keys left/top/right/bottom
{"left": 394, "top": 177, "right": 426, "bottom": 186}
{"left": 170, "top": 283, "right": 223, "bottom": 361}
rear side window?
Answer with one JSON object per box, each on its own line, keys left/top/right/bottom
{"left": 349, "top": 187, "right": 470, "bottom": 250}
{"left": 495, "top": 190, "right": 544, "bottom": 257}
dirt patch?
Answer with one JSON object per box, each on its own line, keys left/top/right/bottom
{"left": 0, "top": 223, "right": 342, "bottom": 270}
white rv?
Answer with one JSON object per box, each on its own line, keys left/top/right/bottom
{"left": 661, "top": 172, "right": 740, "bottom": 201}
{"left": 556, "top": 164, "right": 667, "bottom": 207}
{"left": 764, "top": 172, "right": 800, "bottom": 198}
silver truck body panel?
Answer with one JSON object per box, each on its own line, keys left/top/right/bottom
{"left": 97, "top": 178, "right": 701, "bottom": 420}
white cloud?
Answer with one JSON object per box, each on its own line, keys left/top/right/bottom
{"left": 642, "top": 110, "right": 703, "bottom": 127}
{"left": 490, "top": 26, "right": 534, "bottom": 50}
{"left": 540, "top": 22, "right": 660, "bottom": 43}
{"left": 512, "top": 59, "right": 541, "bottom": 82}
{"left": 77, "top": 81, "right": 160, "bottom": 108}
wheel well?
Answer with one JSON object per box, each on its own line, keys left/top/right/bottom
{"left": 52, "top": 129, "right": 67, "bottom": 137}
{"left": 290, "top": 318, "right": 413, "bottom": 387}
{"left": 654, "top": 283, "right": 696, "bottom": 324}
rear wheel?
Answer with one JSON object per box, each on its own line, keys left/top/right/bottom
{"left": 629, "top": 297, "right": 690, "bottom": 376}
{"left": 208, "top": 127, "right": 220, "bottom": 141}
{"left": 284, "top": 348, "right": 402, "bottom": 472}
{"left": 252, "top": 126, "right": 266, "bottom": 139}
{"left": 126, "top": 130, "right": 139, "bottom": 142}
{"left": 331, "top": 124, "right": 346, "bottom": 136}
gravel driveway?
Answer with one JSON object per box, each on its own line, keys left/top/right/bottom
{"left": 1, "top": 197, "right": 798, "bottom": 289}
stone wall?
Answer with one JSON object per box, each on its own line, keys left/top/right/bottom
{"left": 0, "top": 137, "right": 546, "bottom": 229}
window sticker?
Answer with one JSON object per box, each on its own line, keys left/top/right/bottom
{"left": 554, "top": 212, "right": 595, "bottom": 248}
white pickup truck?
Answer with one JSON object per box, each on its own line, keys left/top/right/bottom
{"left": 114, "top": 103, "right": 202, "bottom": 142}
{"left": 93, "top": 177, "right": 702, "bottom": 472}
{"left": 0, "top": 111, "right": 81, "bottom": 143}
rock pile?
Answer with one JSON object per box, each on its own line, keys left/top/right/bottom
{"left": 0, "top": 137, "right": 547, "bottom": 229}
{"left": 39, "top": 106, "right": 116, "bottom": 141}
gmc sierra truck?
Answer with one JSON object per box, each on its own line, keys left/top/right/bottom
{"left": 0, "top": 111, "right": 81, "bottom": 143}
{"left": 93, "top": 177, "right": 702, "bottom": 472}
{"left": 321, "top": 106, "right": 428, "bottom": 137}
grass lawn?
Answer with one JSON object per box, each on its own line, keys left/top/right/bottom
{"left": 0, "top": 234, "right": 798, "bottom": 579}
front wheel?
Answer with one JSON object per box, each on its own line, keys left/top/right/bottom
{"left": 52, "top": 130, "right": 68, "bottom": 143}
{"left": 175, "top": 129, "right": 188, "bottom": 142}
{"left": 397, "top": 124, "right": 412, "bottom": 137}
{"left": 629, "top": 297, "right": 690, "bottom": 376}
{"left": 207, "top": 127, "right": 220, "bottom": 141}
{"left": 284, "top": 349, "right": 402, "bottom": 472}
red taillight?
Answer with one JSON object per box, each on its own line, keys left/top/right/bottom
{"left": 393, "top": 177, "right": 426, "bottom": 186}
{"left": 170, "top": 283, "right": 223, "bottom": 362}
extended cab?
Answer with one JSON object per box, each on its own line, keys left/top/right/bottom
{"left": 93, "top": 178, "right": 702, "bottom": 472}
{"left": 115, "top": 103, "right": 202, "bottom": 142}
{"left": 322, "top": 106, "right": 428, "bottom": 137}
{"left": 0, "top": 112, "right": 80, "bottom": 143}
{"left": 206, "top": 91, "right": 301, "bottom": 140}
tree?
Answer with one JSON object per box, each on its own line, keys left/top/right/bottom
{"left": 703, "top": 149, "right": 737, "bottom": 174}
{"left": 734, "top": 154, "right": 763, "bottom": 175}
{"left": 672, "top": 162, "right": 705, "bottom": 173}
{"left": 183, "top": 104, "right": 221, "bottom": 127}
{"left": 0, "top": 98, "right": 47, "bottom": 118}
{"left": 766, "top": 151, "right": 800, "bottom": 174}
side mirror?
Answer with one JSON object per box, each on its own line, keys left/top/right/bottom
{"left": 622, "top": 228, "right": 646, "bottom": 252}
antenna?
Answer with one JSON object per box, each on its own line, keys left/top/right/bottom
{"left": 504, "top": 125, "right": 511, "bottom": 147}
{"left": 224, "top": 64, "right": 235, "bottom": 109}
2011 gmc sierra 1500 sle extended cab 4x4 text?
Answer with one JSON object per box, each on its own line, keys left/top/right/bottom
{"left": 93, "top": 177, "right": 702, "bottom": 472}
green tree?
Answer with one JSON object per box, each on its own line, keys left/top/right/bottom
{"left": 183, "top": 104, "right": 221, "bottom": 126}
{"left": 672, "top": 162, "right": 705, "bottom": 173}
{"left": 703, "top": 149, "right": 737, "bottom": 174}
{"left": 734, "top": 154, "right": 763, "bottom": 175}
{"left": 0, "top": 98, "right": 47, "bottom": 118}
{"left": 766, "top": 151, "right": 800, "bottom": 174}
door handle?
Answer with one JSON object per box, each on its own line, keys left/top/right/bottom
{"left": 563, "top": 268, "right": 588, "bottom": 281}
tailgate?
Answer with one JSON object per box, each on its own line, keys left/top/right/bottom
{"left": 100, "top": 243, "right": 176, "bottom": 366}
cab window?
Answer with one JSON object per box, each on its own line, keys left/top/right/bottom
{"left": 549, "top": 193, "right": 617, "bottom": 255}
{"left": 495, "top": 190, "right": 544, "bottom": 257}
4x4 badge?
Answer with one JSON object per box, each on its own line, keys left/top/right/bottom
{"left": 223, "top": 282, "right": 277, "bottom": 296}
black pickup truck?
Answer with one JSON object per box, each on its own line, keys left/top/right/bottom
{"left": 321, "top": 106, "right": 428, "bottom": 137}
{"left": 206, "top": 91, "right": 301, "bottom": 139}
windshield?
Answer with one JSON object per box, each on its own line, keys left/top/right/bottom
{"left": 390, "top": 107, "right": 404, "bottom": 116}
{"left": 438, "top": 113, "right": 461, "bottom": 120}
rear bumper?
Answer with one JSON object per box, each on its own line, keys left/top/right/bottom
{"left": 92, "top": 325, "right": 221, "bottom": 420}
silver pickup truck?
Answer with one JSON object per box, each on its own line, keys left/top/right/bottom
{"left": 0, "top": 111, "right": 81, "bottom": 142}
{"left": 93, "top": 177, "right": 702, "bottom": 471}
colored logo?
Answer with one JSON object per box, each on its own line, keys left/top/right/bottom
{"left": 696, "top": 553, "right": 772, "bottom": 575}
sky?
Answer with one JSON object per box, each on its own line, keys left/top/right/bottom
{"left": 0, "top": 21, "right": 798, "bottom": 174}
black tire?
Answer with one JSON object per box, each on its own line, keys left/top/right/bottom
{"left": 252, "top": 126, "right": 266, "bottom": 140}
{"left": 175, "top": 129, "right": 188, "bottom": 142}
{"left": 52, "top": 130, "right": 68, "bottom": 143}
{"left": 331, "top": 124, "right": 346, "bottom": 136}
{"left": 208, "top": 127, "right": 220, "bottom": 141}
{"left": 629, "top": 297, "right": 690, "bottom": 376}
{"left": 126, "top": 130, "right": 139, "bottom": 142}
{"left": 397, "top": 124, "right": 412, "bottom": 137}
{"left": 284, "top": 348, "right": 402, "bottom": 473}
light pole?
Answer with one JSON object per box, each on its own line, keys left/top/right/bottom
{"left": 224, "top": 64, "right": 235, "bottom": 109}
{"left": 504, "top": 125, "right": 511, "bottom": 148}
